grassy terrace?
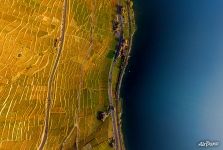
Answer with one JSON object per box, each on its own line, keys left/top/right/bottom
{"left": 0, "top": 0, "right": 118, "bottom": 149}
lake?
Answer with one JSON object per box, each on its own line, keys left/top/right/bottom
{"left": 122, "top": 0, "right": 223, "bottom": 149}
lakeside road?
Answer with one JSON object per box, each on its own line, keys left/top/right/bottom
{"left": 38, "top": 0, "right": 68, "bottom": 149}
{"left": 108, "top": 60, "right": 121, "bottom": 150}
{"left": 108, "top": 3, "right": 124, "bottom": 150}
{"left": 108, "top": 1, "right": 134, "bottom": 149}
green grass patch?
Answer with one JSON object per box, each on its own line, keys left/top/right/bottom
{"left": 106, "top": 50, "right": 115, "bottom": 59}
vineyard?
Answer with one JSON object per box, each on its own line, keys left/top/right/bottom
{"left": 0, "top": 0, "right": 116, "bottom": 149}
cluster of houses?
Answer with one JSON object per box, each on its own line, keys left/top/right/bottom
{"left": 112, "top": 4, "right": 124, "bottom": 38}
{"left": 120, "top": 39, "right": 129, "bottom": 58}
{"left": 112, "top": 4, "right": 129, "bottom": 59}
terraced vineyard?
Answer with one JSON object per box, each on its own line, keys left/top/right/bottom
{"left": 0, "top": 0, "right": 117, "bottom": 149}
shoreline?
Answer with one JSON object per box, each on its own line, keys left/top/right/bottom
{"left": 115, "top": 25, "right": 135, "bottom": 150}
{"left": 113, "top": 0, "right": 136, "bottom": 149}
{"left": 116, "top": 0, "right": 136, "bottom": 100}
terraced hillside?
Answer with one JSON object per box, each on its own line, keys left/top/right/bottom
{"left": 0, "top": 0, "right": 117, "bottom": 149}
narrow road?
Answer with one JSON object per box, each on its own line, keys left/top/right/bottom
{"left": 108, "top": 1, "right": 125, "bottom": 150}
{"left": 108, "top": 60, "right": 121, "bottom": 150}
{"left": 38, "top": 0, "right": 68, "bottom": 149}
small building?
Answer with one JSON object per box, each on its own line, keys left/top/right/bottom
{"left": 107, "top": 105, "right": 114, "bottom": 114}
{"left": 109, "top": 138, "right": 115, "bottom": 148}
{"left": 97, "top": 111, "right": 109, "bottom": 122}
{"left": 116, "top": 5, "right": 123, "bottom": 14}
{"left": 120, "top": 39, "right": 129, "bottom": 55}
{"left": 54, "top": 38, "right": 59, "bottom": 47}
{"left": 112, "top": 20, "right": 119, "bottom": 31}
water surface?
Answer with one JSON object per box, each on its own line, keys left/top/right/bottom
{"left": 122, "top": 0, "right": 223, "bottom": 149}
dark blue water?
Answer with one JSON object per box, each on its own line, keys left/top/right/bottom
{"left": 122, "top": 0, "right": 223, "bottom": 150}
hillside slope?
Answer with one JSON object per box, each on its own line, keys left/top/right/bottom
{"left": 0, "top": 0, "right": 117, "bottom": 149}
